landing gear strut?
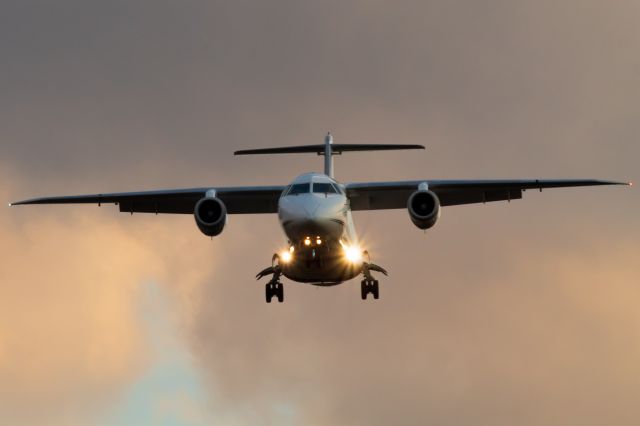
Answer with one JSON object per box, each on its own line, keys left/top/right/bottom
{"left": 256, "top": 254, "right": 285, "bottom": 303}
{"left": 360, "top": 259, "right": 387, "bottom": 301}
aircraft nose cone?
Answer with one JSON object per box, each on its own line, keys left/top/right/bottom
{"left": 279, "top": 197, "right": 322, "bottom": 224}
{"left": 303, "top": 204, "right": 320, "bottom": 219}
{"left": 279, "top": 195, "right": 346, "bottom": 241}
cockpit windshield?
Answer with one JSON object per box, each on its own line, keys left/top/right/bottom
{"left": 287, "top": 183, "right": 311, "bottom": 195}
{"left": 312, "top": 182, "right": 338, "bottom": 194}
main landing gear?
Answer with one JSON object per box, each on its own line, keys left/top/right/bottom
{"left": 265, "top": 281, "right": 284, "bottom": 303}
{"left": 360, "top": 260, "right": 387, "bottom": 301}
{"left": 255, "top": 252, "right": 388, "bottom": 303}
{"left": 256, "top": 254, "right": 285, "bottom": 303}
{"left": 361, "top": 279, "right": 379, "bottom": 300}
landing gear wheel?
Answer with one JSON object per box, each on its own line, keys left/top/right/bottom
{"left": 266, "top": 282, "right": 284, "bottom": 303}
{"left": 360, "top": 279, "right": 380, "bottom": 301}
{"left": 372, "top": 280, "right": 379, "bottom": 299}
{"left": 276, "top": 283, "right": 284, "bottom": 303}
{"left": 265, "top": 283, "right": 273, "bottom": 303}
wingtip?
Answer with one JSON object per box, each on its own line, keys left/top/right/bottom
{"left": 605, "top": 180, "right": 631, "bottom": 186}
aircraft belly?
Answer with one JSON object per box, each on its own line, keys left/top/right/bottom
{"left": 283, "top": 266, "right": 361, "bottom": 285}
{"left": 281, "top": 249, "right": 361, "bottom": 285}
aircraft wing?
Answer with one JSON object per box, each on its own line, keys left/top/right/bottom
{"left": 10, "top": 185, "right": 287, "bottom": 214}
{"left": 345, "top": 179, "right": 630, "bottom": 210}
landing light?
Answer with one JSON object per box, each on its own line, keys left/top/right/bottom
{"left": 316, "top": 238, "right": 322, "bottom": 245}
{"left": 304, "top": 238, "right": 311, "bottom": 246}
{"left": 280, "top": 250, "right": 293, "bottom": 263}
{"left": 344, "top": 246, "right": 362, "bottom": 263}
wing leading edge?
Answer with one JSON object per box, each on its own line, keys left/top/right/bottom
{"left": 346, "top": 179, "right": 630, "bottom": 210}
{"left": 10, "top": 186, "right": 287, "bottom": 214}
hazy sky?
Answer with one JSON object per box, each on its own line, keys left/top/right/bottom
{"left": 1, "top": 1, "right": 638, "bottom": 425}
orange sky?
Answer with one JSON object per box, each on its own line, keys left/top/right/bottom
{"left": 1, "top": 1, "right": 638, "bottom": 424}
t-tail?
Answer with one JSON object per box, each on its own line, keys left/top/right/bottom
{"left": 233, "top": 133, "right": 425, "bottom": 178}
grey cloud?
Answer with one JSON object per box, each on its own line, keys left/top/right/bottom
{"left": 1, "top": 1, "right": 638, "bottom": 425}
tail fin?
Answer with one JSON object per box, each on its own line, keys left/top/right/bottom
{"left": 234, "top": 133, "right": 425, "bottom": 178}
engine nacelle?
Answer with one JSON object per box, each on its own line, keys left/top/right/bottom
{"left": 407, "top": 190, "right": 441, "bottom": 230}
{"left": 194, "top": 197, "right": 227, "bottom": 237}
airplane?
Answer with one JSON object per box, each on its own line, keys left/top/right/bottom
{"left": 10, "top": 133, "right": 631, "bottom": 303}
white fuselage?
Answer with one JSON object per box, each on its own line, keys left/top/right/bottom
{"left": 277, "top": 173, "right": 361, "bottom": 284}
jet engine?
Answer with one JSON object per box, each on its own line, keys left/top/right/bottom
{"left": 194, "top": 197, "right": 227, "bottom": 236}
{"left": 407, "top": 190, "right": 441, "bottom": 230}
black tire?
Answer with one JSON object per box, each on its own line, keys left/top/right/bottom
{"left": 265, "top": 283, "right": 272, "bottom": 303}
{"left": 361, "top": 280, "right": 368, "bottom": 300}
{"left": 372, "top": 280, "right": 380, "bottom": 300}
{"left": 276, "top": 283, "right": 284, "bottom": 303}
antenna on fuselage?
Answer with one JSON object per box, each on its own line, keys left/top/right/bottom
{"left": 234, "top": 133, "right": 425, "bottom": 178}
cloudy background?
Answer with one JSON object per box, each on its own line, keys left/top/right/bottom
{"left": 1, "top": 1, "right": 638, "bottom": 424}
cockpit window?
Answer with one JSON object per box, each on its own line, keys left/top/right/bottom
{"left": 288, "top": 183, "right": 311, "bottom": 195}
{"left": 313, "top": 182, "right": 338, "bottom": 194}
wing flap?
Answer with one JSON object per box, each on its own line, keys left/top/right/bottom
{"left": 118, "top": 197, "right": 197, "bottom": 214}
{"left": 439, "top": 188, "right": 523, "bottom": 206}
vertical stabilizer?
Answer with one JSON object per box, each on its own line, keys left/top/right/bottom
{"left": 324, "top": 132, "right": 334, "bottom": 178}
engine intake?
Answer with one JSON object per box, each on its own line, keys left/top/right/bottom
{"left": 407, "top": 190, "right": 441, "bottom": 230}
{"left": 194, "top": 197, "right": 227, "bottom": 236}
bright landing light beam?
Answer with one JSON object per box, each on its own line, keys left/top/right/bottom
{"left": 344, "top": 246, "right": 363, "bottom": 263}
{"left": 280, "top": 250, "right": 293, "bottom": 263}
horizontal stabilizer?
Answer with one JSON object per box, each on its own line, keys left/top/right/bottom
{"left": 234, "top": 143, "right": 425, "bottom": 156}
